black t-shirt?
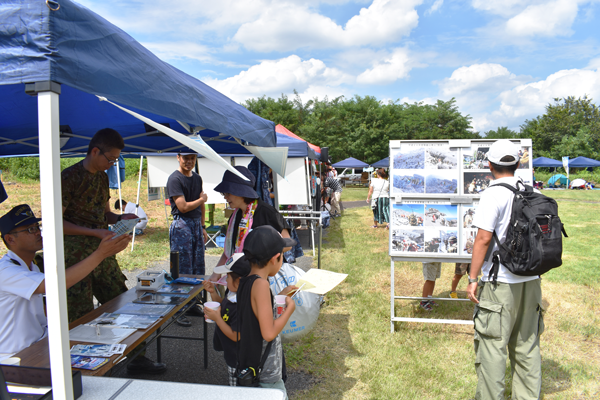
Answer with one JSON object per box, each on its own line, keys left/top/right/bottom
{"left": 228, "top": 199, "right": 288, "bottom": 256}
{"left": 166, "top": 170, "right": 203, "bottom": 219}
{"left": 213, "top": 294, "right": 238, "bottom": 367}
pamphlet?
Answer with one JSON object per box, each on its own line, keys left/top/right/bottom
{"left": 133, "top": 293, "right": 187, "bottom": 306}
{"left": 87, "top": 313, "right": 160, "bottom": 330}
{"left": 173, "top": 277, "right": 203, "bottom": 285}
{"left": 113, "top": 303, "right": 175, "bottom": 317}
{"left": 69, "top": 325, "right": 137, "bottom": 345}
{"left": 71, "top": 355, "right": 110, "bottom": 370}
{"left": 157, "top": 284, "right": 193, "bottom": 294}
{"left": 70, "top": 344, "right": 127, "bottom": 357}
{"left": 111, "top": 218, "right": 142, "bottom": 237}
{"left": 295, "top": 268, "right": 348, "bottom": 295}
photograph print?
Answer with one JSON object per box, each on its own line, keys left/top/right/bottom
{"left": 464, "top": 172, "right": 495, "bottom": 194}
{"left": 462, "top": 205, "right": 477, "bottom": 228}
{"left": 424, "top": 204, "right": 458, "bottom": 227}
{"left": 425, "top": 171, "right": 458, "bottom": 194}
{"left": 463, "top": 146, "right": 490, "bottom": 170}
{"left": 391, "top": 229, "right": 424, "bottom": 253}
{"left": 425, "top": 147, "right": 457, "bottom": 169}
{"left": 463, "top": 229, "right": 477, "bottom": 255}
{"left": 392, "top": 173, "right": 424, "bottom": 194}
{"left": 391, "top": 204, "right": 424, "bottom": 227}
{"left": 518, "top": 147, "right": 530, "bottom": 169}
{"left": 439, "top": 230, "right": 459, "bottom": 254}
{"left": 392, "top": 148, "right": 425, "bottom": 169}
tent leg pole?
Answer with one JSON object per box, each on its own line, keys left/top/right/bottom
{"left": 131, "top": 156, "right": 144, "bottom": 252}
{"left": 162, "top": 187, "right": 170, "bottom": 230}
{"left": 38, "top": 89, "right": 74, "bottom": 400}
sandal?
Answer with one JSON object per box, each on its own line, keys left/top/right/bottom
{"left": 371, "top": 225, "right": 378, "bottom": 228}
{"left": 386, "top": 224, "right": 389, "bottom": 230}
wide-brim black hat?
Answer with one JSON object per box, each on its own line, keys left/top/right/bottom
{"left": 214, "top": 166, "right": 258, "bottom": 199}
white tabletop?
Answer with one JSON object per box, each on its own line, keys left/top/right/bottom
{"left": 80, "top": 376, "right": 285, "bottom": 400}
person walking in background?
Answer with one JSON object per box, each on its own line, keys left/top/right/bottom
{"left": 366, "top": 168, "right": 390, "bottom": 229}
{"left": 321, "top": 171, "right": 343, "bottom": 217}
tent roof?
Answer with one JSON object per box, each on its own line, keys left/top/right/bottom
{"left": 568, "top": 156, "right": 600, "bottom": 168}
{"left": 532, "top": 157, "right": 562, "bottom": 168}
{"left": 332, "top": 157, "right": 369, "bottom": 168}
{"left": 275, "top": 124, "right": 321, "bottom": 155}
{"left": 371, "top": 157, "right": 389, "bottom": 168}
{"left": 0, "top": 0, "right": 276, "bottom": 156}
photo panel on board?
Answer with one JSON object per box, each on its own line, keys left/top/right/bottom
{"left": 392, "top": 147, "right": 425, "bottom": 169}
{"left": 463, "top": 229, "right": 477, "bottom": 255}
{"left": 425, "top": 171, "right": 458, "bottom": 194}
{"left": 391, "top": 204, "right": 425, "bottom": 228}
{"left": 463, "top": 144, "right": 491, "bottom": 170}
{"left": 518, "top": 146, "right": 530, "bottom": 169}
{"left": 424, "top": 204, "right": 458, "bottom": 228}
{"left": 464, "top": 171, "right": 495, "bottom": 194}
{"left": 391, "top": 229, "right": 424, "bottom": 253}
{"left": 425, "top": 146, "right": 458, "bottom": 170}
{"left": 462, "top": 203, "right": 478, "bottom": 229}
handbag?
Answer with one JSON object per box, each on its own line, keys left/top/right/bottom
{"left": 236, "top": 341, "right": 273, "bottom": 387}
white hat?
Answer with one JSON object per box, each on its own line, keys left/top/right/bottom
{"left": 487, "top": 140, "right": 520, "bottom": 166}
{"left": 213, "top": 253, "right": 250, "bottom": 276}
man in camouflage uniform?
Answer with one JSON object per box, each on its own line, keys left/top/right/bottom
{"left": 62, "top": 128, "right": 166, "bottom": 374}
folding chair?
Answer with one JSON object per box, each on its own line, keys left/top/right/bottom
{"left": 205, "top": 225, "right": 223, "bottom": 248}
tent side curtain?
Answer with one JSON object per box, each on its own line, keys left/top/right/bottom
{"left": 332, "top": 157, "right": 369, "bottom": 168}
{"left": 0, "top": 0, "right": 275, "bottom": 153}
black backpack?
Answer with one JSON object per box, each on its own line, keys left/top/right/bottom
{"left": 486, "top": 182, "right": 568, "bottom": 283}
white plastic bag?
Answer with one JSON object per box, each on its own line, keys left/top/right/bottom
{"left": 269, "top": 263, "right": 321, "bottom": 343}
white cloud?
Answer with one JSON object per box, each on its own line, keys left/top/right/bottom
{"left": 437, "top": 63, "right": 528, "bottom": 97}
{"left": 203, "top": 55, "right": 352, "bottom": 102}
{"left": 357, "top": 48, "right": 421, "bottom": 84}
{"left": 471, "top": 0, "right": 533, "bottom": 18}
{"left": 425, "top": 0, "right": 444, "bottom": 15}
{"left": 505, "top": 0, "right": 579, "bottom": 37}
{"left": 233, "top": 0, "right": 422, "bottom": 52}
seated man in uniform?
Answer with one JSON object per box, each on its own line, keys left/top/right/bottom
{"left": 0, "top": 204, "right": 130, "bottom": 361}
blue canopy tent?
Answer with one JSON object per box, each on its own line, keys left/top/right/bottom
{"left": 332, "top": 157, "right": 369, "bottom": 169}
{"left": 0, "top": 1, "right": 277, "bottom": 396}
{"left": 568, "top": 156, "right": 600, "bottom": 168}
{"left": 532, "top": 157, "right": 563, "bottom": 168}
{"left": 371, "top": 157, "right": 389, "bottom": 168}
{"left": 548, "top": 174, "right": 570, "bottom": 187}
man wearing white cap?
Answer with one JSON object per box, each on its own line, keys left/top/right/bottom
{"left": 466, "top": 140, "right": 543, "bottom": 400}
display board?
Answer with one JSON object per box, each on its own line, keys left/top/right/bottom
{"left": 276, "top": 157, "right": 310, "bottom": 205}
{"left": 388, "top": 139, "right": 532, "bottom": 261}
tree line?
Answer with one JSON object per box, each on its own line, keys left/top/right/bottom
{"left": 243, "top": 93, "right": 600, "bottom": 164}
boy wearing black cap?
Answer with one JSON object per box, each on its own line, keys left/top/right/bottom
{"left": 0, "top": 205, "right": 130, "bottom": 360}
{"left": 204, "top": 253, "right": 250, "bottom": 386}
{"left": 236, "top": 226, "right": 297, "bottom": 397}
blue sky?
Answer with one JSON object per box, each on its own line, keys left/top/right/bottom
{"left": 79, "top": 0, "right": 600, "bottom": 133}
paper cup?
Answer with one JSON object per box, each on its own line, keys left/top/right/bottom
{"left": 275, "top": 295, "right": 287, "bottom": 317}
{"left": 0, "top": 357, "right": 20, "bottom": 366}
{"left": 204, "top": 301, "right": 221, "bottom": 323}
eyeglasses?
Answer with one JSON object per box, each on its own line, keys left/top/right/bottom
{"left": 220, "top": 193, "right": 230, "bottom": 197}
{"left": 100, "top": 152, "right": 118, "bottom": 165}
{"left": 11, "top": 224, "right": 42, "bottom": 235}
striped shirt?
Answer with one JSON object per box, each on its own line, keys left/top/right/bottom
{"left": 324, "top": 177, "right": 343, "bottom": 192}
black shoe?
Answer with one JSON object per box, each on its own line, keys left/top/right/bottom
{"left": 127, "top": 356, "right": 167, "bottom": 374}
{"left": 175, "top": 315, "right": 192, "bottom": 327}
{"left": 186, "top": 305, "right": 204, "bottom": 317}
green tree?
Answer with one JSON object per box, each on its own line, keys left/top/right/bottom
{"left": 484, "top": 126, "right": 519, "bottom": 139}
{"left": 521, "top": 96, "right": 600, "bottom": 159}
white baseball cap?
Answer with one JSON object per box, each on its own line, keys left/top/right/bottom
{"left": 487, "top": 140, "right": 520, "bottom": 166}
{"left": 213, "top": 253, "right": 250, "bottom": 276}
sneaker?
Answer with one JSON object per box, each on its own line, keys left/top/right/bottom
{"left": 175, "top": 315, "right": 192, "bottom": 327}
{"left": 420, "top": 301, "right": 432, "bottom": 311}
{"left": 449, "top": 291, "right": 458, "bottom": 299}
{"left": 428, "top": 300, "right": 439, "bottom": 307}
{"left": 126, "top": 355, "right": 167, "bottom": 374}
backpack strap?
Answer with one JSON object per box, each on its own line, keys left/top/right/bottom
{"left": 486, "top": 232, "right": 503, "bottom": 286}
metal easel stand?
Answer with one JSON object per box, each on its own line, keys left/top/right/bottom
{"left": 390, "top": 258, "right": 474, "bottom": 333}
{"left": 279, "top": 210, "right": 323, "bottom": 269}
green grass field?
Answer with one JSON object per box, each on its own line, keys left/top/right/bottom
{"left": 0, "top": 180, "right": 598, "bottom": 399}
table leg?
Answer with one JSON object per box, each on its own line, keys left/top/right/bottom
{"left": 156, "top": 326, "right": 162, "bottom": 363}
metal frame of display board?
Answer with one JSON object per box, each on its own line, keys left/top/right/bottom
{"left": 388, "top": 139, "right": 533, "bottom": 330}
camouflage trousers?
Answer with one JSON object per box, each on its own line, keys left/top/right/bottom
{"left": 170, "top": 216, "right": 205, "bottom": 275}
{"left": 64, "top": 235, "right": 127, "bottom": 323}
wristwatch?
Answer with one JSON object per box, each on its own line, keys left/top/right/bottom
{"left": 468, "top": 277, "right": 478, "bottom": 284}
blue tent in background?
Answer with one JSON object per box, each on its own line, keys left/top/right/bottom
{"left": 0, "top": 0, "right": 276, "bottom": 157}
{"left": 532, "top": 157, "right": 562, "bottom": 168}
{"left": 332, "top": 157, "right": 369, "bottom": 168}
{"left": 371, "top": 157, "right": 389, "bottom": 168}
{"left": 568, "top": 156, "right": 600, "bottom": 168}
{"left": 548, "top": 174, "right": 570, "bottom": 187}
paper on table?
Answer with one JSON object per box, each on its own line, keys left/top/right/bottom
{"left": 69, "top": 325, "right": 137, "bottom": 345}
{"left": 295, "top": 269, "right": 348, "bottom": 295}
